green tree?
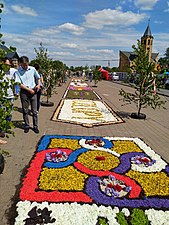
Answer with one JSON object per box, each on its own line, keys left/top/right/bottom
{"left": 158, "top": 47, "right": 169, "bottom": 69}
{"left": 31, "top": 43, "right": 68, "bottom": 104}
{"left": 0, "top": 4, "right": 15, "bottom": 137}
{"left": 119, "top": 40, "right": 166, "bottom": 118}
{"left": 93, "top": 67, "right": 102, "bottom": 86}
{"left": 32, "top": 43, "right": 55, "bottom": 104}
{"left": 52, "top": 60, "right": 67, "bottom": 84}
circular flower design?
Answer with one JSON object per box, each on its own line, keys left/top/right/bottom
{"left": 46, "top": 150, "right": 68, "bottom": 163}
{"left": 98, "top": 175, "right": 132, "bottom": 198}
{"left": 131, "top": 155, "right": 156, "bottom": 167}
{"left": 77, "top": 150, "right": 120, "bottom": 171}
{"left": 85, "top": 138, "right": 104, "bottom": 148}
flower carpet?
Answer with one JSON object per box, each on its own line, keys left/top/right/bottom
{"left": 14, "top": 135, "right": 169, "bottom": 225}
{"left": 52, "top": 79, "right": 123, "bottom": 127}
{"left": 65, "top": 90, "right": 100, "bottom": 100}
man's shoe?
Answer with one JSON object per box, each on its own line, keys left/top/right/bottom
{"left": 0, "top": 131, "right": 5, "bottom": 138}
{"left": 24, "top": 127, "right": 29, "bottom": 133}
{"left": 33, "top": 127, "right": 39, "bottom": 134}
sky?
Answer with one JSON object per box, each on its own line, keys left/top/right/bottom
{"left": 0, "top": 0, "right": 169, "bottom": 68}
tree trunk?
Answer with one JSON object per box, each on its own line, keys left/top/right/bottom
{"left": 137, "top": 97, "right": 142, "bottom": 116}
{"left": 0, "top": 154, "right": 5, "bottom": 174}
{"left": 47, "top": 91, "right": 49, "bottom": 103}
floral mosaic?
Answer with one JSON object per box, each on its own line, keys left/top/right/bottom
{"left": 52, "top": 99, "right": 123, "bottom": 126}
{"left": 65, "top": 90, "right": 100, "bottom": 100}
{"left": 52, "top": 79, "right": 123, "bottom": 126}
{"left": 14, "top": 135, "right": 169, "bottom": 225}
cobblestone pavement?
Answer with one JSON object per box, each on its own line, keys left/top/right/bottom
{"left": 0, "top": 79, "right": 169, "bottom": 224}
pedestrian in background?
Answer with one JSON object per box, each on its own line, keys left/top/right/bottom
{"left": 89, "top": 69, "right": 93, "bottom": 82}
{"left": 11, "top": 58, "right": 19, "bottom": 96}
{"left": 15, "top": 56, "right": 40, "bottom": 134}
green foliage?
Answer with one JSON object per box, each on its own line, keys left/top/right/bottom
{"left": 116, "top": 212, "right": 128, "bottom": 225}
{"left": 130, "top": 209, "right": 149, "bottom": 225}
{"left": 116, "top": 209, "right": 149, "bottom": 225}
{"left": 31, "top": 43, "right": 67, "bottom": 102}
{"left": 119, "top": 40, "right": 166, "bottom": 116}
{"left": 97, "top": 217, "right": 108, "bottom": 225}
{"left": 159, "top": 47, "right": 169, "bottom": 69}
{"left": 32, "top": 42, "right": 53, "bottom": 102}
{"left": 93, "top": 68, "right": 102, "bottom": 86}
{"left": 0, "top": 5, "right": 15, "bottom": 136}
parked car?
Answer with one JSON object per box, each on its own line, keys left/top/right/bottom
{"left": 112, "top": 72, "right": 119, "bottom": 81}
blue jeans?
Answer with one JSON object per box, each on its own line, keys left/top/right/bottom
{"left": 15, "top": 84, "right": 19, "bottom": 95}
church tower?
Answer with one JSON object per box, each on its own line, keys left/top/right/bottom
{"left": 119, "top": 21, "right": 158, "bottom": 71}
{"left": 141, "top": 21, "right": 153, "bottom": 62}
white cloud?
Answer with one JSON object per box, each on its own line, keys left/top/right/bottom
{"left": 83, "top": 8, "right": 146, "bottom": 29}
{"left": 61, "top": 43, "right": 79, "bottom": 49}
{"left": 49, "top": 51, "right": 74, "bottom": 57}
{"left": 147, "top": 32, "right": 169, "bottom": 58}
{"left": 11, "top": 5, "right": 38, "bottom": 16}
{"left": 154, "top": 20, "right": 163, "bottom": 24}
{"left": 134, "top": 0, "right": 159, "bottom": 10}
{"left": 32, "top": 26, "right": 60, "bottom": 37}
{"left": 82, "top": 49, "right": 114, "bottom": 54}
{"left": 58, "top": 23, "right": 85, "bottom": 35}
{"left": 2, "top": 19, "right": 169, "bottom": 68}
{"left": 164, "top": 1, "right": 169, "bottom": 12}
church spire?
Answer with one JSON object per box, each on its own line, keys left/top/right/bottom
{"left": 143, "top": 19, "right": 152, "bottom": 37}
{"left": 141, "top": 20, "right": 153, "bottom": 62}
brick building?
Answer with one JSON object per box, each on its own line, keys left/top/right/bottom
{"left": 119, "top": 23, "right": 159, "bottom": 71}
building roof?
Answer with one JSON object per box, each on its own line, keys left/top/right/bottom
{"left": 121, "top": 51, "right": 158, "bottom": 62}
{"left": 0, "top": 44, "right": 8, "bottom": 52}
{"left": 121, "top": 51, "right": 137, "bottom": 61}
{"left": 143, "top": 24, "right": 153, "bottom": 37}
{"left": 151, "top": 53, "right": 159, "bottom": 61}
{"left": 0, "top": 44, "right": 19, "bottom": 59}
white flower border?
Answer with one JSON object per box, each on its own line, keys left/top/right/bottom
{"left": 15, "top": 201, "right": 120, "bottom": 225}
{"left": 14, "top": 201, "right": 169, "bottom": 225}
{"left": 104, "top": 137, "right": 167, "bottom": 172}
{"left": 145, "top": 209, "right": 169, "bottom": 225}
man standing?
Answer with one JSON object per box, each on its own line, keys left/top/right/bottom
{"left": 15, "top": 56, "right": 40, "bottom": 133}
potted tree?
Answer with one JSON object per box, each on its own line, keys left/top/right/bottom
{"left": 92, "top": 67, "right": 102, "bottom": 87}
{"left": 31, "top": 44, "right": 67, "bottom": 106}
{"left": 32, "top": 43, "right": 55, "bottom": 107}
{"left": 119, "top": 40, "right": 166, "bottom": 119}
